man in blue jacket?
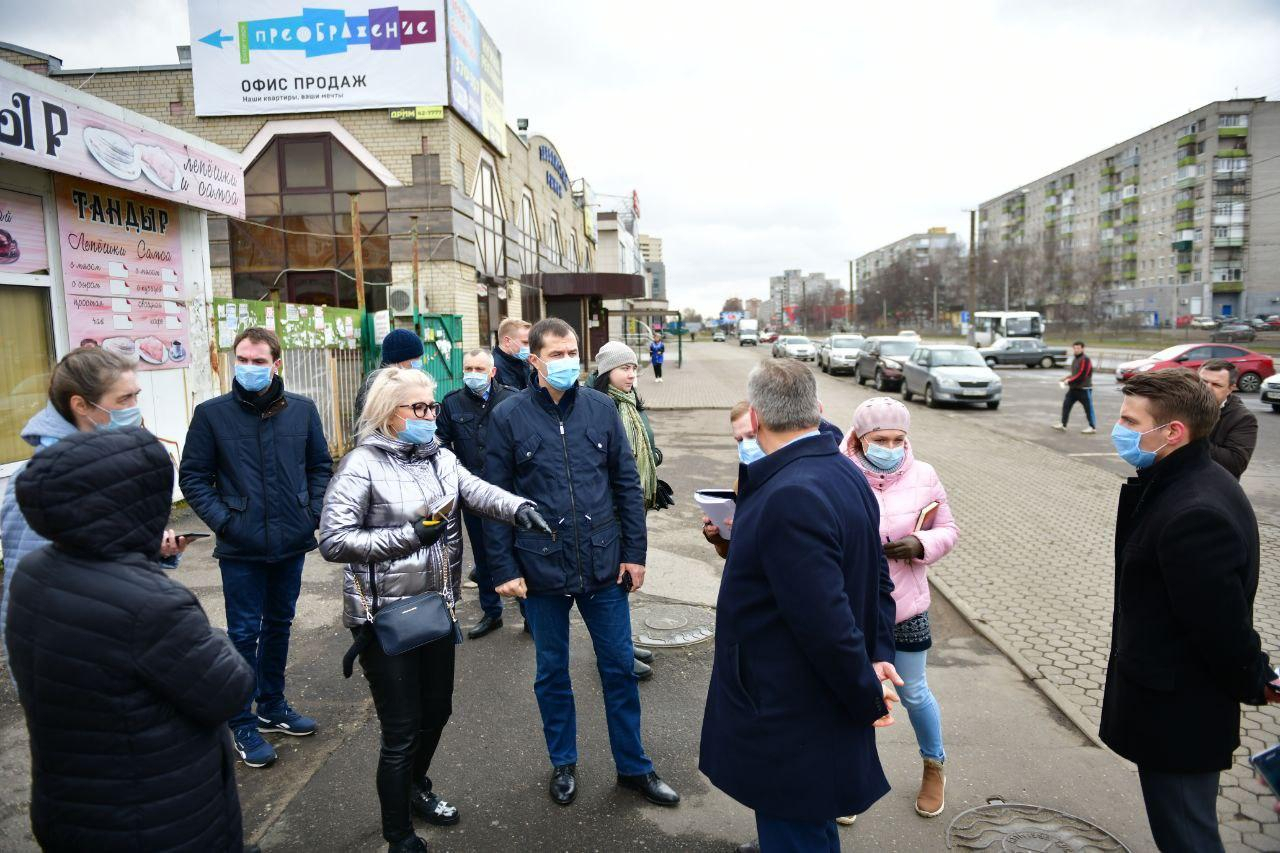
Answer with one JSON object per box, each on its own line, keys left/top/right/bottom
{"left": 485, "top": 318, "right": 679, "bottom": 808}
{"left": 700, "top": 358, "right": 899, "bottom": 851}
{"left": 179, "top": 327, "right": 333, "bottom": 770}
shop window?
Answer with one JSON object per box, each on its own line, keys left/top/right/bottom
{"left": 518, "top": 191, "right": 539, "bottom": 277}
{"left": 230, "top": 136, "right": 389, "bottom": 310}
{"left": 470, "top": 158, "right": 505, "bottom": 279}
{"left": 0, "top": 285, "right": 55, "bottom": 466}
{"left": 546, "top": 215, "right": 562, "bottom": 267}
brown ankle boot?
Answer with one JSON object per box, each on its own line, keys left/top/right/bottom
{"left": 915, "top": 758, "right": 945, "bottom": 817}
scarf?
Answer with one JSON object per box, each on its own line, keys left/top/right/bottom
{"left": 607, "top": 385, "right": 658, "bottom": 509}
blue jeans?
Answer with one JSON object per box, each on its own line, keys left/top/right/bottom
{"left": 1061, "top": 388, "right": 1096, "bottom": 428}
{"left": 522, "top": 583, "right": 652, "bottom": 775}
{"left": 896, "top": 650, "right": 945, "bottom": 762}
{"left": 220, "top": 555, "right": 305, "bottom": 729}
{"left": 755, "top": 813, "right": 840, "bottom": 852}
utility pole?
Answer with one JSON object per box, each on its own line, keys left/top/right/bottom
{"left": 800, "top": 281, "right": 807, "bottom": 335}
{"left": 966, "top": 209, "right": 977, "bottom": 345}
{"left": 410, "top": 215, "right": 420, "bottom": 328}
{"left": 1004, "top": 268, "right": 1010, "bottom": 312}
{"left": 349, "top": 193, "right": 365, "bottom": 313}
{"left": 848, "top": 259, "right": 855, "bottom": 329}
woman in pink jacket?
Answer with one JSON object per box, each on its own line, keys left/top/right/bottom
{"left": 839, "top": 397, "right": 958, "bottom": 821}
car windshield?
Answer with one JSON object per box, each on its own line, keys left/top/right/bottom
{"left": 879, "top": 340, "right": 916, "bottom": 357}
{"left": 831, "top": 337, "right": 864, "bottom": 348}
{"left": 1150, "top": 345, "right": 1191, "bottom": 360}
{"left": 787, "top": 337, "right": 811, "bottom": 345}
{"left": 930, "top": 349, "right": 986, "bottom": 367}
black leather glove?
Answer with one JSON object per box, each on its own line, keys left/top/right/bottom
{"left": 515, "top": 504, "right": 553, "bottom": 534}
{"left": 415, "top": 518, "right": 447, "bottom": 547}
{"left": 883, "top": 535, "right": 924, "bottom": 560}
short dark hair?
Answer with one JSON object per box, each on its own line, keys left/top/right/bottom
{"left": 529, "top": 318, "right": 577, "bottom": 357}
{"left": 1072, "top": 340, "right": 1086, "bottom": 348}
{"left": 233, "top": 326, "right": 282, "bottom": 361}
{"left": 1121, "top": 368, "right": 1219, "bottom": 440}
{"left": 1199, "top": 358, "right": 1238, "bottom": 386}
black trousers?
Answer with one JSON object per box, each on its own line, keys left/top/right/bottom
{"left": 1137, "top": 768, "right": 1223, "bottom": 853}
{"left": 358, "top": 632, "right": 456, "bottom": 843}
{"left": 1060, "top": 387, "right": 1095, "bottom": 427}
{"left": 653, "top": 362, "right": 663, "bottom": 379}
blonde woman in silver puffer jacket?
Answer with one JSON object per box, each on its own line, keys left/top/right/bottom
{"left": 319, "top": 366, "right": 548, "bottom": 853}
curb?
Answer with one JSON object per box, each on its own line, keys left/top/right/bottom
{"left": 928, "top": 574, "right": 1110, "bottom": 752}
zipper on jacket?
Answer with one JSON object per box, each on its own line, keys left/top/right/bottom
{"left": 556, "top": 416, "right": 586, "bottom": 593}
{"left": 257, "top": 414, "right": 271, "bottom": 557}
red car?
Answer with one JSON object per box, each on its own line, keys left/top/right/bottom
{"left": 1114, "top": 343, "right": 1276, "bottom": 392}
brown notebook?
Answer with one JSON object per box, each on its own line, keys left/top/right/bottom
{"left": 914, "top": 501, "right": 940, "bottom": 533}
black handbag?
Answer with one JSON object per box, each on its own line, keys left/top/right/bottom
{"left": 351, "top": 569, "right": 459, "bottom": 657}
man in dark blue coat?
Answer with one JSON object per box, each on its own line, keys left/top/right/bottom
{"left": 179, "top": 327, "right": 333, "bottom": 770}
{"left": 493, "top": 317, "right": 532, "bottom": 390}
{"left": 436, "top": 346, "right": 518, "bottom": 638}
{"left": 700, "top": 358, "right": 898, "bottom": 852}
{"left": 485, "top": 318, "right": 679, "bottom": 808}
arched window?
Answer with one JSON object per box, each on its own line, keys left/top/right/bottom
{"left": 546, "top": 214, "right": 562, "bottom": 267}
{"left": 518, "top": 191, "right": 539, "bottom": 277}
{"left": 567, "top": 229, "right": 580, "bottom": 272}
{"left": 230, "top": 135, "right": 388, "bottom": 309}
{"left": 471, "top": 158, "right": 505, "bottom": 278}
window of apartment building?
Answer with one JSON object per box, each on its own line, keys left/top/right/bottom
{"left": 471, "top": 157, "right": 506, "bottom": 279}
{"left": 518, "top": 191, "right": 539, "bottom": 277}
{"left": 230, "top": 135, "right": 389, "bottom": 310}
{"left": 546, "top": 214, "right": 562, "bottom": 266}
{"left": 1194, "top": 270, "right": 1202, "bottom": 282}
{"left": 1219, "top": 114, "right": 1249, "bottom": 128}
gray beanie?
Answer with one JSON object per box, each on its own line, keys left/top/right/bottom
{"left": 595, "top": 341, "right": 638, "bottom": 377}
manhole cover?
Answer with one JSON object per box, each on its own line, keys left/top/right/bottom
{"left": 947, "top": 803, "right": 1130, "bottom": 851}
{"left": 630, "top": 603, "right": 715, "bottom": 648}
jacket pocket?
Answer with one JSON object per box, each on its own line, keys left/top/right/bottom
{"left": 219, "top": 494, "right": 247, "bottom": 537}
{"left": 514, "top": 532, "right": 563, "bottom": 590}
{"left": 589, "top": 520, "right": 621, "bottom": 585}
{"left": 516, "top": 433, "right": 543, "bottom": 467}
{"left": 727, "top": 643, "right": 759, "bottom": 714}
{"left": 585, "top": 428, "right": 609, "bottom": 458}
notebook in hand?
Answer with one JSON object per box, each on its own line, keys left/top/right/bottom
{"left": 913, "top": 501, "right": 940, "bottom": 533}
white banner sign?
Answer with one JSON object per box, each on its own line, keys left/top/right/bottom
{"left": 187, "top": 1, "right": 448, "bottom": 117}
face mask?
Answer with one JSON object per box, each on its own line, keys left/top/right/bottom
{"left": 235, "top": 363, "right": 274, "bottom": 392}
{"left": 542, "top": 357, "right": 581, "bottom": 391}
{"left": 92, "top": 401, "right": 143, "bottom": 431}
{"left": 738, "top": 437, "right": 765, "bottom": 464}
{"left": 399, "top": 418, "right": 437, "bottom": 445}
{"left": 863, "top": 442, "right": 905, "bottom": 471}
{"left": 464, "top": 372, "right": 490, "bottom": 393}
{"left": 407, "top": 359, "right": 423, "bottom": 371}
{"left": 516, "top": 345, "right": 531, "bottom": 362}
{"left": 1111, "top": 422, "right": 1170, "bottom": 469}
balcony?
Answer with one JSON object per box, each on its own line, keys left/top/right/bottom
{"left": 1178, "top": 155, "right": 1197, "bottom": 168}
{"left": 1172, "top": 239, "right": 1194, "bottom": 252}
{"left": 1176, "top": 262, "right": 1194, "bottom": 273}
{"left": 1100, "top": 164, "right": 1117, "bottom": 177}
{"left": 1218, "top": 126, "right": 1248, "bottom": 138}
{"left": 1214, "top": 236, "right": 1245, "bottom": 247}
{"left": 1175, "top": 199, "right": 1196, "bottom": 211}
{"left": 1123, "top": 195, "right": 1139, "bottom": 205}
{"left": 1123, "top": 175, "right": 1139, "bottom": 186}
{"left": 1217, "top": 148, "right": 1248, "bottom": 158}
{"left": 1123, "top": 232, "right": 1138, "bottom": 244}
{"left": 1176, "top": 133, "right": 1197, "bottom": 146}
{"left": 1213, "top": 281, "right": 1244, "bottom": 294}
{"left": 1123, "top": 270, "right": 1137, "bottom": 281}
{"left": 1122, "top": 251, "right": 1137, "bottom": 262}
{"left": 1174, "top": 217, "right": 1195, "bottom": 231}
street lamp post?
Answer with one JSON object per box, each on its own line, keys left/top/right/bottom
{"left": 993, "top": 258, "right": 1009, "bottom": 312}
{"left": 966, "top": 209, "right": 977, "bottom": 345}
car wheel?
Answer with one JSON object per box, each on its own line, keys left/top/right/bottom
{"left": 1039, "top": 356, "right": 1054, "bottom": 369}
{"left": 985, "top": 357, "right": 998, "bottom": 367}
{"left": 875, "top": 370, "right": 889, "bottom": 391}
{"left": 902, "top": 383, "right": 914, "bottom": 402}
{"left": 1272, "top": 404, "right": 1280, "bottom": 413}
{"left": 986, "top": 401, "right": 1000, "bottom": 410}
{"left": 924, "top": 384, "right": 938, "bottom": 408}
{"left": 856, "top": 368, "right": 867, "bottom": 386}
{"left": 1238, "top": 372, "right": 1262, "bottom": 393}
{"left": 821, "top": 360, "right": 829, "bottom": 373}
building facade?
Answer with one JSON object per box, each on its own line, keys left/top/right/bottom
{"left": 855, "top": 227, "right": 959, "bottom": 285}
{"left": 978, "top": 99, "right": 1280, "bottom": 324}
{"left": 766, "top": 269, "right": 839, "bottom": 329}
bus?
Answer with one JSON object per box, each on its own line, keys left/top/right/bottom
{"left": 972, "top": 311, "right": 1044, "bottom": 346}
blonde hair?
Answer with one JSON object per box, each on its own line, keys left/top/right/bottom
{"left": 498, "top": 318, "right": 531, "bottom": 339}
{"left": 358, "top": 367, "right": 437, "bottom": 440}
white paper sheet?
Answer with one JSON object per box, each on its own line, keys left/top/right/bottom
{"left": 694, "top": 489, "right": 737, "bottom": 541}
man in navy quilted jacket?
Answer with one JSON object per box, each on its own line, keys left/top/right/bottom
{"left": 179, "top": 327, "right": 332, "bottom": 770}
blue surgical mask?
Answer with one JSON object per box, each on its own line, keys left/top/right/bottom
{"left": 738, "top": 437, "right": 765, "bottom": 464}
{"left": 863, "top": 442, "right": 905, "bottom": 471}
{"left": 464, "top": 372, "right": 490, "bottom": 393}
{"left": 1111, "top": 422, "right": 1170, "bottom": 469}
{"left": 235, "top": 363, "right": 274, "bottom": 392}
{"left": 407, "top": 359, "right": 423, "bottom": 371}
{"left": 399, "top": 418, "right": 437, "bottom": 445}
{"left": 92, "top": 401, "right": 143, "bottom": 431}
{"left": 542, "top": 357, "right": 581, "bottom": 391}
{"left": 516, "top": 346, "right": 531, "bottom": 361}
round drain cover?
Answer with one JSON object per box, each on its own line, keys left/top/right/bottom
{"left": 947, "top": 803, "right": 1130, "bottom": 851}
{"left": 631, "top": 603, "right": 715, "bottom": 648}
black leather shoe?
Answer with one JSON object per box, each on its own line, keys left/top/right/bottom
{"left": 523, "top": 621, "right": 532, "bottom": 635}
{"left": 467, "top": 615, "right": 503, "bottom": 640}
{"left": 387, "top": 835, "right": 428, "bottom": 853}
{"left": 634, "top": 658, "right": 653, "bottom": 681}
{"left": 617, "top": 771, "right": 680, "bottom": 806}
{"left": 550, "top": 764, "right": 577, "bottom": 805}
{"left": 633, "top": 646, "right": 654, "bottom": 664}
{"left": 735, "top": 841, "right": 760, "bottom": 853}
{"left": 410, "top": 787, "right": 459, "bottom": 826}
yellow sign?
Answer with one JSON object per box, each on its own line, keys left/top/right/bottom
{"left": 389, "top": 106, "right": 445, "bottom": 121}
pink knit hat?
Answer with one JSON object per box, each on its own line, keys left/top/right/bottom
{"left": 851, "top": 396, "right": 911, "bottom": 438}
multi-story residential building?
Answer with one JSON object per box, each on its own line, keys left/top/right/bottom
{"left": 978, "top": 98, "right": 1279, "bottom": 324}
{"left": 765, "top": 269, "right": 840, "bottom": 329}
{"left": 855, "top": 228, "right": 959, "bottom": 285}
{"left": 638, "top": 233, "right": 663, "bottom": 263}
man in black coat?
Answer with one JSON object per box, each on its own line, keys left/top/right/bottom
{"left": 700, "top": 359, "right": 899, "bottom": 851}
{"left": 1101, "top": 368, "right": 1278, "bottom": 852}
{"left": 8, "top": 428, "right": 255, "bottom": 852}
{"left": 436, "top": 346, "right": 517, "bottom": 638}
{"left": 1199, "top": 358, "right": 1258, "bottom": 479}
{"left": 493, "top": 317, "right": 532, "bottom": 390}
{"left": 179, "top": 327, "right": 333, "bottom": 769}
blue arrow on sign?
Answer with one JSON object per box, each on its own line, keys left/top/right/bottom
{"left": 199, "top": 30, "right": 236, "bottom": 49}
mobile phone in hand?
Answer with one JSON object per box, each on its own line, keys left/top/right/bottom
{"left": 176, "top": 532, "right": 211, "bottom": 541}
{"left": 621, "top": 570, "right": 634, "bottom": 592}
{"left": 1251, "top": 743, "right": 1280, "bottom": 799}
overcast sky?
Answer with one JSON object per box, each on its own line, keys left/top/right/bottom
{"left": 5, "top": 0, "right": 1280, "bottom": 318}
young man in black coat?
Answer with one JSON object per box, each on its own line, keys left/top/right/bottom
{"left": 700, "top": 359, "right": 899, "bottom": 851}
{"left": 493, "top": 317, "right": 532, "bottom": 391}
{"left": 1101, "top": 368, "right": 1279, "bottom": 852}
{"left": 8, "top": 428, "right": 255, "bottom": 853}
{"left": 1198, "top": 358, "right": 1258, "bottom": 479}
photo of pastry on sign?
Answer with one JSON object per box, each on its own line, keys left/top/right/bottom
{"left": 0, "top": 189, "right": 50, "bottom": 275}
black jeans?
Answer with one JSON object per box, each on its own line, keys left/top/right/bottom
{"left": 1061, "top": 387, "right": 1095, "bottom": 428}
{"left": 357, "top": 631, "right": 456, "bottom": 843}
{"left": 652, "top": 362, "right": 663, "bottom": 379}
{"left": 1137, "top": 768, "right": 1224, "bottom": 853}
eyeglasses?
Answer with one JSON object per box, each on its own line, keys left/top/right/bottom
{"left": 398, "top": 402, "right": 440, "bottom": 419}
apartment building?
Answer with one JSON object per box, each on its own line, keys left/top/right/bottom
{"left": 978, "top": 98, "right": 1280, "bottom": 324}
{"left": 855, "top": 227, "right": 959, "bottom": 287}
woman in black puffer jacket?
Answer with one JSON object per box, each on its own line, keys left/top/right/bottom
{"left": 6, "top": 427, "right": 254, "bottom": 852}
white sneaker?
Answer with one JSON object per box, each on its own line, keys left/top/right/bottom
{"left": 836, "top": 815, "right": 857, "bottom": 826}
{"left": 1081, "top": 426, "right": 1096, "bottom": 434}
{"left": 1051, "top": 423, "right": 1066, "bottom": 431}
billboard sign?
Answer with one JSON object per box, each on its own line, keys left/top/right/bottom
{"left": 445, "top": 0, "right": 506, "bottom": 154}
{"left": 188, "top": 1, "right": 448, "bottom": 117}
{"left": 720, "top": 311, "right": 744, "bottom": 322}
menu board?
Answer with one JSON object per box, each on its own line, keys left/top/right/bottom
{"left": 213, "top": 298, "right": 362, "bottom": 351}
{"left": 54, "top": 175, "right": 191, "bottom": 371}
{"left": 0, "top": 189, "right": 49, "bottom": 275}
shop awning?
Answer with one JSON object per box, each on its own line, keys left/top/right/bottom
{"left": 530, "top": 272, "right": 645, "bottom": 298}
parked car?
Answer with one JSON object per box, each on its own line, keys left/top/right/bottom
{"left": 901, "top": 345, "right": 1002, "bottom": 410}
{"left": 1114, "top": 343, "right": 1275, "bottom": 392}
{"left": 854, "top": 337, "right": 919, "bottom": 392}
{"left": 1260, "top": 373, "right": 1280, "bottom": 412}
{"left": 1212, "top": 323, "right": 1257, "bottom": 343}
{"left": 1189, "top": 316, "right": 1219, "bottom": 330}
{"left": 819, "top": 334, "right": 867, "bottom": 375}
{"left": 897, "top": 330, "right": 921, "bottom": 341}
{"left": 712, "top": 330, "right": 727, "bottom": 342}
{"left": 772, "top": 335, "right": 816, "bottom": 361}
{"left": 978, "top": 337, "right": 1068, "bottom": 368}
{"left": 760, "top": 331, "right": 779, "bottom": 344}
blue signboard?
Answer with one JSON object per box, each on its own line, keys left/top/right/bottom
{"left": 445, "top": 0, "right": 505, "bottom": 153}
